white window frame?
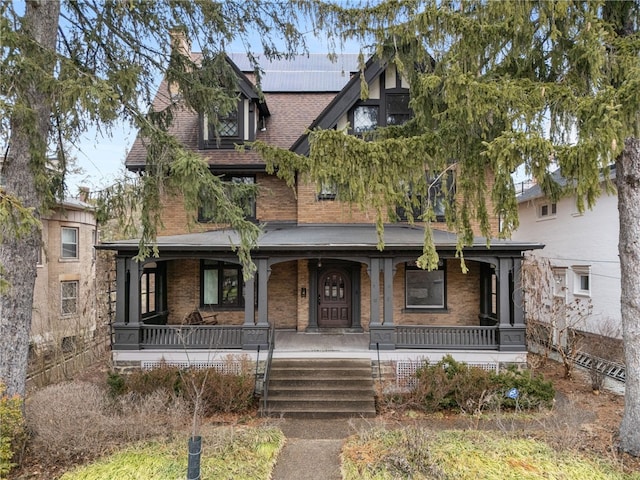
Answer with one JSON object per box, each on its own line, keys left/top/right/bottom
{"left": 61, "top": 280, "right": 79, "bottom": 316}
{"left": 572, "top": 265, "right": 591, "bottom": 297}
{"left": 537, "top": 202, "right": 557, "bottom": 220}
{"left": 61, "top": 227, "right": 79, "bottom": 259}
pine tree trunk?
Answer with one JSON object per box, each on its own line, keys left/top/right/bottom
{"left": 617, "top": 136, "right": 640, "bottom": 456}
{"left": 0, "top": 0, "right": 59, "bottom": 397}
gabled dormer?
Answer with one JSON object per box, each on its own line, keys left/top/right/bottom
{"left": 291, "top": 58, "right": 412, "bottom": 155}
{"left": 198, "top": 57, "right": 270, "bottom": 150}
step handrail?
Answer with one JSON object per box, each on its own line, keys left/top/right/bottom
{"left": 261, "top": 321, "right": 276, "bottom": 416}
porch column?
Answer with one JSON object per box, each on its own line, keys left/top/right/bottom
{"left": 115, "top": 256, "right": 127, "bottom": 323}
{"left": 497, "top": 257, "right": 526, "bottom": 352}
{"left": 243, "top": 273, "right": 255, "bottom": 326}
{"left": 243, "top": 258, "right": 269, "bottom": 350}
{"left": 257, "top": 259, "right": 268, "bottom": 326}
{"left": 383, "top": 258, "right": 394, "bottom": 326}
{"left": 113, "top": 256, "right": 141, "bottom": 350}
{"left": 127, "top": 258, "right": 141, "bottom": 325}
{"left": 369, "top": 258, "right": 395, "bottom": 350}
{"left": 369, "top": 258, "right": 380, "bottom": 326}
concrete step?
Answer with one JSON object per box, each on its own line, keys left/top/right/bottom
{"left": 271, "top": 358, "right": 371, "bottom": 368}
{"left": 267, "top": 387, "right": 374, "bottom": 398}
{"left": 268, "top": 378, "right": 375, "bottom": 388}
{"left": 263, "top": 357, "right": 376, "bottom": 419}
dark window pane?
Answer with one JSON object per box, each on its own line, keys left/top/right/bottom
{"left": 386, "top": 93, "right": 411, "bottom": 125}
{"left": 406, "top": 268, "right": 445, "bottom": 308}
{"left": 221, "top": 268, "right": 239, "bottom": 305}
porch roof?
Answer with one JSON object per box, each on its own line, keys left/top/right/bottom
{"left": 98, "top": 224, "right": 543, "bottom": 255}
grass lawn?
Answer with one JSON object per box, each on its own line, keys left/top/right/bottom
{"left": 341, "top": 429, "right": 640, "bottom": 480}
{"left": 59, "top": 426, "right": 284, "bottom": 480}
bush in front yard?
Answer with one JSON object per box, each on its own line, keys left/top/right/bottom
{"left": 110, "top": 358, "right": 256, "bottom": 415}
{"left": 392, "top": 356, "right": 555, "bottom": 414}
{"left": 0, "top": 382, "right": 25, "bottom": 477}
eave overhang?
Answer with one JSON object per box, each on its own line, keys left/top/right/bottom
{"left": 97, "top": 224, "right": 543, "bottom": 257}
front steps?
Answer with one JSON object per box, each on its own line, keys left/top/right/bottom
{"left": 262, "top": 358, "right": 376, "bottom": 418}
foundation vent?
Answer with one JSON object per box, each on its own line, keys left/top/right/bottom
{"left": 141, "top": 360, "right": 244, "bottom": 374}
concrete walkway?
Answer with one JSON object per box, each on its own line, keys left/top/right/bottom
{"left": 271, "top": 418, "right": 379, "bottom": 480}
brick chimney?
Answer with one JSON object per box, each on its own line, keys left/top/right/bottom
{"left": 169, "top": 28, "right": 192, "bottom": 96}
{"left": 78, "top": 186, "right": 90, "bottom": 203}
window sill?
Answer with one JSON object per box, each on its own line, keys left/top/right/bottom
{"left": 201, "top": 139, "right": 244, "bottom": 150}
{"left": 573, "top": 292, "right": 591, "bottom": 298}
{"left": 536, "top": 216, "right": 557, "bottom": 222}
{"left": 403, "top": 307, "right": 449, "bottom": 314}
{"left": 59, "top": 257, "right": 79, "bottom": 262}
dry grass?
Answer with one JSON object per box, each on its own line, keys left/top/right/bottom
{"left": 25, "top": 381, "right": 190, "bottom": 466}
{"left": 57, "top": 426, "right": 284, "bottom": 480}
{"left": 341, "top": 428, "right": 640, "bottom": 480}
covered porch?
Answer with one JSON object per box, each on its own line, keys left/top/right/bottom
{"left": 101, "top": 224, "right": 542, "bottom": 358}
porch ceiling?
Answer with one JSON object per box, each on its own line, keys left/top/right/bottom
{"left": 98, "top": 223, "right": 543, "bottom": 255}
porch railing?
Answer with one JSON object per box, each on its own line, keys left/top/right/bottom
{"left": 395, "top": 325, "right": 498, "bottom": 350}
{"left": 140, "top": 325, "right": 243, "bottom": 349}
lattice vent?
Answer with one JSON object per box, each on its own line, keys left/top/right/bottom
{"left": 141, "top": 360, "right": 243, "bottom": 375}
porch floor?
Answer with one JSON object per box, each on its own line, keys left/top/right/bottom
{"left": 274, "top": 330, "right": 369, "bottom": 358}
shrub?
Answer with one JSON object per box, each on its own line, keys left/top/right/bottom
{"left": 26, "top": 381, "right": 189, "bottom": 465}
{"left": 124, "top": 363, "right": 183, "bottom": 397}
{"left": 492, "top": 366, "right": 555, "bottom": 410}
{"left": 113, "top": 357, "right": 257, "bottom": 416}
{"left": 192, "top": 368, "right": 255, "bottom": 415}
{"left": 0, "top": 382, "right": 25, "bottom": 477}
{"left": 398, "top": 356, "right": 555, "bottom": 413}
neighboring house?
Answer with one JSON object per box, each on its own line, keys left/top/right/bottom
{"left": 512, "top": 168, "right": 622, "bottom": 357}
{"left": 31, "top": 193, "right": 98, "bottom": 352}
{"left": 100, "top": 47, "right": 542, "bottom": 371}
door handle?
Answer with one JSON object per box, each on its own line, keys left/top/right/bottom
{"left": 318, "top": 294, "right": 321, "bottom": 305}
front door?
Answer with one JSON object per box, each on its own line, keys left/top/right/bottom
{"left": 318, "top": 268, "right": 351, "bottom": 328}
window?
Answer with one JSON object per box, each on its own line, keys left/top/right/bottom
{"left": 215, "top": 109, "right": 239, "bottom": 138}
{"left": 317, "top": 182, "right": 337, "bottom": 200}
{"left": 201, "top": 260, "right": 244, "bottom": 308}
{"left": 538, "top": 202, "right": 557, "bottom": 219}
{"left": 352, "top": 105, "right": 379, "bottom": 133}
{"left": 201, "top": 99, "right": 245, "bottom": 149}
{"left": 140, "top": 267, "right": 157, "bottom": 316}
{"left": 396, "top": 171, "right": 455, "bottom": 222}
{"left": 61, "top": 227, "right": 78, "bottom": 258}
{"left": 198, "top": 175, "right": 256, "bottom": 222}
{"left": 572, "top": 266, "right": 591, "bottom": 296}
{"left": 386, "top": 93, "right": 412, "bottom": 126}
{"left": 61, "top": 281, "right": 78, "bottom": 315}
{"left": 552, "top": 267, "right": 567, "bottom": 298}
{"left": 405, "top": 262, "right": 446, "bottom": 309}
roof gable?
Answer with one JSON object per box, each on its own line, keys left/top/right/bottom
{"left": 290, "top": 57, "right": 390, "bottom": 156}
